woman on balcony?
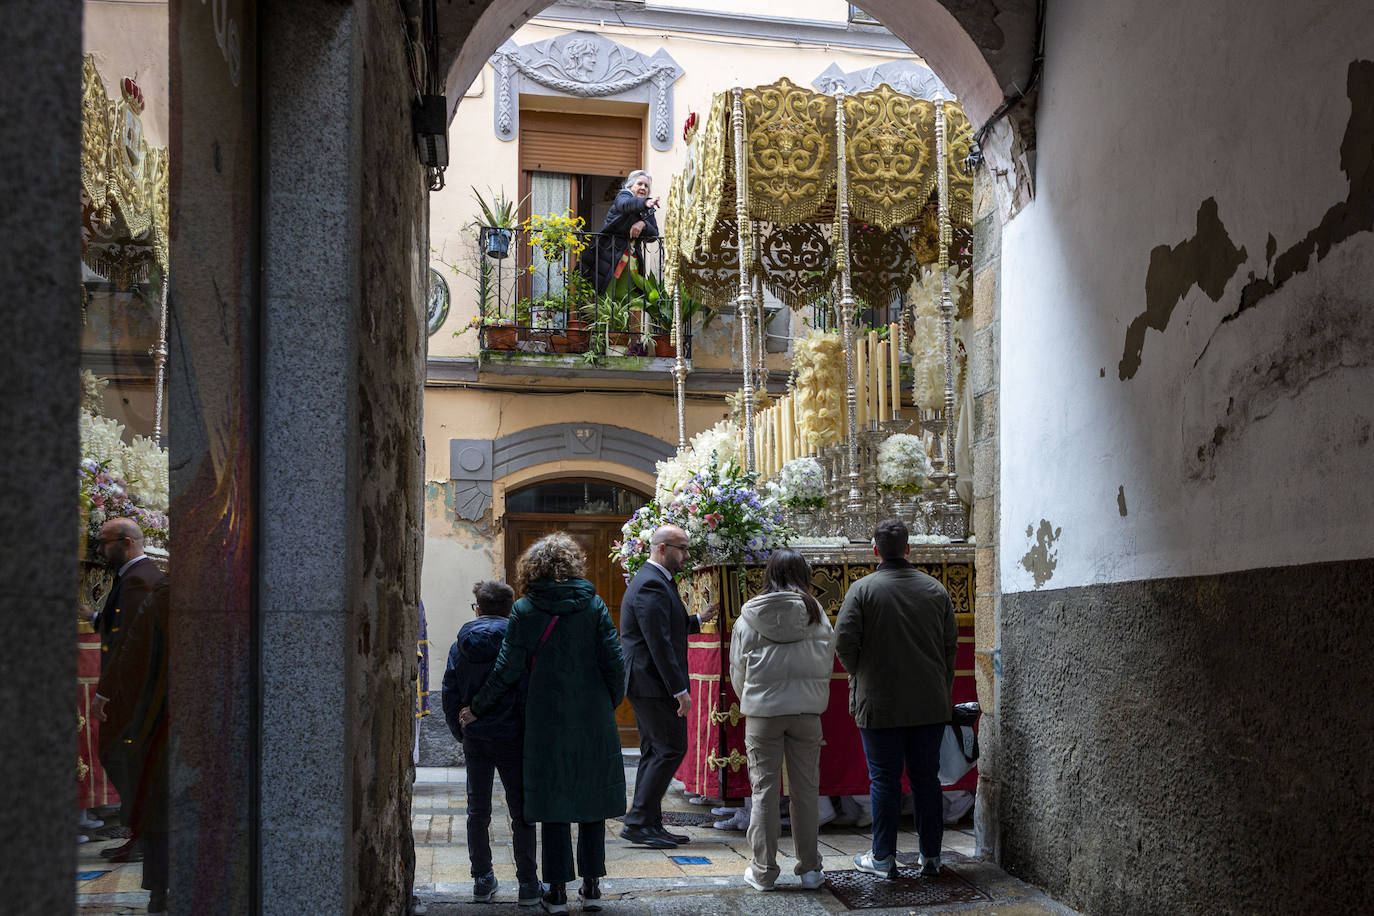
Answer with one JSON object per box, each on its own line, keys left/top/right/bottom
{"left": 579, "top": 170, "right": 659, "bottom": 294}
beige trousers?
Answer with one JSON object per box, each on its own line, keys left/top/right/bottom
{"left": 744, "top": 713, "right": 824, "bottom": 883}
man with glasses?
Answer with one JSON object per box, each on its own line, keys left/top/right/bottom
{"left": 618, "top": 525, "right": 717, "bottom": 848}
{"left": 83, "top": 517, "right": 162, "bottom": 865}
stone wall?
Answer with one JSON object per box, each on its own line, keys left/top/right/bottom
{"left": 350, "top": 1, "right": 428, "bottom": 911}
{"left": 0, "top": 3, "right": 81, "bottom": 914}
{"left": 998, "top": 558, "right": 1374, "bottom": 913}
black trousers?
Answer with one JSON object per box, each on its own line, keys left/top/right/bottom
{"left": 541, "top": 821, "right": 606, "bottom": 885}
{"left": 624, "top": 695, "right": 687, "bottom": 829}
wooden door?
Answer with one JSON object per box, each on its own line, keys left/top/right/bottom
{"left": 505, "top": 513, "right": 639, "bottom": 747}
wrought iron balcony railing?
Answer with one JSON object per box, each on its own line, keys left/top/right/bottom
{"left": 473, "top": 226, "right": 691, "bottom": 360}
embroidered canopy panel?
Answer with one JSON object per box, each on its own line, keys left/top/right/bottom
{"left": 667, "top": 78, "right": 974, "bottom": 311}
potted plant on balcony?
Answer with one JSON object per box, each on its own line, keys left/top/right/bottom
{"left": 524, "top": 210, "right": 588, "bottom": 264}
{"left": 455, "top": 314, "right": 519, "bottom": 350}
{"left": 472, "top": 186, "right": 526, "bottom": 259}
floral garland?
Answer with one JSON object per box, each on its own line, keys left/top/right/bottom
{"left": 614, "top": 459, "right": 790, "bottom": 580}
{"left": 877, "top": 433, "right": 932, "bottom": 494}
{"left": 770, "top": 456, "right": 826, "bottom": 508}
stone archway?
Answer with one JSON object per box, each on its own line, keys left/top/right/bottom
{"left": 438, "top": 0, "right": 1040, "bottom": 217}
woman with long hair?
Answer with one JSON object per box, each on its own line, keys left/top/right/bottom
{"left": 460, "top": 533, "right": 626, "bottom": 913}
{"left": 729, "top": 548, "right": 835, "bottom": 891}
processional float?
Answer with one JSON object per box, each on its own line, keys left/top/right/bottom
{"left": 656, "top": 78, "right": 980, "bottom": 799}
{"left": 660, "top": 77, "right": 975, "bottom": 540}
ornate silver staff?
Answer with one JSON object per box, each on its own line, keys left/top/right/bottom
{"left": 731, "top": 87, "right": 756, "bottom": 473}
{"left": 934, "top": 99, "right": 965, "bottom": 538}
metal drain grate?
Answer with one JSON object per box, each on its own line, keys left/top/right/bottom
{"left": 611, "top": 811, "right": 719, "bottom": 827}
{"left": 825, "top": 865, "right": 991, "bottom": 910}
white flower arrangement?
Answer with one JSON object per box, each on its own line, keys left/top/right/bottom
{"left": 911, "top": 534, "right": 952, "bottom": 546}
{"left": 793, "top": 328, "right": 844, "bottom": 450}
{"left": 78, "top": 373, "right": 171, "bottom": 547}
{"left": 877, "top": 433, "right": 932, "bottom": 493}
{"left": 774, "top": 456, "right": 826, "bottom": 508}
{"left": 907, "top": 265, "right": 969, "bottom": 409}
{"left": 785, "top": 535, "right": 849, "bottom": 548}
{"left": 653, "top": 419, "right": 743, "bottom": 502}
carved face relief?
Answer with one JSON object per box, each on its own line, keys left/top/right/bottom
{"left": 562, "top": 39, "right": 599, "bottom": 80}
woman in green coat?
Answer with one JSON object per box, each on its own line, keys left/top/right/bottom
{"left": 462, "top": 532, "right": 626, "bottom": 914}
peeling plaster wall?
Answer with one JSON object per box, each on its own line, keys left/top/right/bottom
{"left": 1000, "top": 0, "right": 1374, "bottom": 593}
{"left": 992, "top": 0, "right": 1374, "bottom": 910}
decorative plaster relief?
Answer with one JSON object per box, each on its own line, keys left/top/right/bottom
{"left": 490, "top": 32, "right": 683, "bottom": 151}
{"left": 813, "top": 60, "right": 951, "bottom": 99}
{"left": 448, "top": 423, "right": 675, "bottom": 520}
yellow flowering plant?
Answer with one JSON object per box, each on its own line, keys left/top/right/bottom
{"left": 523, "top": 210, "right": 587, "bottom": 263}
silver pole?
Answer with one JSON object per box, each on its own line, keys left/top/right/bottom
{"left": 150, "top": 271, "right": 169, "bottom": 442}
{"left": 732, "top": 87, "right": 756, "bottom": 473}
{"left": 935, "top": 101, "right": 965, "bottom": 538}
{"left": 672, "top": 284, "right": 688, "bottom": 449}
{"left": 834, "top": 89, "right": 866, "bottom": 540}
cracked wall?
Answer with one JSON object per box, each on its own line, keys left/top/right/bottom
{"left": 994, "top": 0, "right": 1374, "bottom": 910}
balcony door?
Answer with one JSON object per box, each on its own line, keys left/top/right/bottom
{"left": 518, "top": 111, "right": 643, "bottom": 305}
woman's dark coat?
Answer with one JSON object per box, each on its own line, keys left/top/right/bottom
{"left": 579, "top": 188, "right": 659, "bottom": 293}
{"left": 470, "top": 577, "right": 627, "bottom": 824}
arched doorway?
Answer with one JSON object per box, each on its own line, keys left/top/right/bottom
{"left": 503, "top": 478, "right": 650, "bottom": 746}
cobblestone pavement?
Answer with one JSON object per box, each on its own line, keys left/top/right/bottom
{"left": 73, "top": 762, "right": 1077, "bottom": 914}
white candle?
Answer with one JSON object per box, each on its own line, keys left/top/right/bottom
{"left": 890, "top": 322, "right": 902, "bottom": 418}
{"left": 877, "top": 340, "right": 888, "bottom": 420}
{"left": 856, "top": 339, "right": 867, "bottom": 428}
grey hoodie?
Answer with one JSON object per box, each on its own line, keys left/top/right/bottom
{"left": 729, "top": 591, "right": 835, "bottom": 718}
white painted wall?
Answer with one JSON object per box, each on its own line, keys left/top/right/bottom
{"left": 999, "top": 0, "right": 1374, "bottom": 591}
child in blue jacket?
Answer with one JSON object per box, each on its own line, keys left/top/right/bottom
{"left": 442, "top": 581, "right": 542, "bottom": 905}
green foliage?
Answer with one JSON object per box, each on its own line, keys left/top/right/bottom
{"left": 470, "top": 186, "right": 528, "bottom": 228}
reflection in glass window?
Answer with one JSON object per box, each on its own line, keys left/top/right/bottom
{"left": 506, "top": 480, "right": 649, "bottom": 516}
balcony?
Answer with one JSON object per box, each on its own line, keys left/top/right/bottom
{"left": 472, "top": 226, "right": 692, "bottom": 361}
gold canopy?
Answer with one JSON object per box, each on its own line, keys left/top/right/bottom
{"left": 664, "top": 78, "right": 974, "bottom": 314}
{"left": 81, "top": 54, "right": 169, "bottom": 289}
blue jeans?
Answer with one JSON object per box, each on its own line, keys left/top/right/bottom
{"left": 463, "top": 735, "right": 538, "bottom": 884}
{"left": 859, "top": 723, "right": 945, "bottom": 861}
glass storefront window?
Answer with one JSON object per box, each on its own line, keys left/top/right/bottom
{"left": 506, "top": 480, "right": 649, "bottom": 515}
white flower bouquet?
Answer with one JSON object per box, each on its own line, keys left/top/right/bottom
{"left": 877, "top": 433, "right": 932, "bottom": 494}
{"left": 774, "top": 457, "right": 826, "bottom": 508}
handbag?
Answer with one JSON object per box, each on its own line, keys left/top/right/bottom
{"left": 938, "top": 701, "right": 981, "bottom": 785}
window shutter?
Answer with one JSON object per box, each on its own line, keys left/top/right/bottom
{"left": 518, "top": 111, "right": 642, "bottom": 176}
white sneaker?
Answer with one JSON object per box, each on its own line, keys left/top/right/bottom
{"left": 743, "top": 865, "right": 775, "bottom": 891}
{"left": 713, "top": 808, "right": 749, "bottom": 831}
{"left": 799, "top": 869, "right": 826, "bottom": 889}
{"left": 816, "top": 795, "right": 836, "bottom": 828}
{"left": 853, "top": 851, "right": 897, "bottom": 879}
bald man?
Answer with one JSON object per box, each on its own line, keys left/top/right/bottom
{"left": 618, "top": 525, "right": 717, "bottom": 848}
{"left": 88, "top": 517, "right": 162, "bottom": 863}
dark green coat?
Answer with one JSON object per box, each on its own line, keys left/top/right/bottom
{"left": 470, "top": 577, "right": 627, "bottom": 823}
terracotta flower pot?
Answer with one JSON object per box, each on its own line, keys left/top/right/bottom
{"left": 484, "top": 326, "right": 518, "bottom": 350}
{"left": 653, "top": 334, "right": 675, "bottom": 358}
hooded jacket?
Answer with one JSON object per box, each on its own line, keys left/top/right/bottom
{"left": 469, "top": 578, "right": 627, "bottom": 823}
{"left": 729, "top": 591, "right": 835, "bottom": 718}
{"left": 441, "top": 615, "right": 525, "bottom": 743}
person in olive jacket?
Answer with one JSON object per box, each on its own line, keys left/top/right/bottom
{"left": 460, "top": 533, "right": 626, "bottom": 914}
{"left": 835, "top": 519, "right": 958, "bottom": 880}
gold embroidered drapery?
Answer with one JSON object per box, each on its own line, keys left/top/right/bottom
{"left": 81, "top": 54, "right": 169, "bottom": 289}
{"left": 665, "top": 80, "right": 974, "bottom": 311}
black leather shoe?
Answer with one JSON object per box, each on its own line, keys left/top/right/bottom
{"left": 653, "top": 826, "right": 690, "bottom": 845}
{"left": 99, "top": 838, "right": 139, "bottom": 859}
{"left": 619, "top": 825, "right": 677, "bottom": 848}
{"left": 577, "top": 877, "right": 602, "bottom": 912}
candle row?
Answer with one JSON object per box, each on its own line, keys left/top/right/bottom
{"left": 854, "top": 323, "right": 903, "bottom": 430}
{"left": 755, "top": 394, "right": 803, "bottom": 480}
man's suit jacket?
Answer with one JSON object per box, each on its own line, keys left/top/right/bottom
{"left": 619, "top": 563, "right": 700, "bottom": 698}
{"left": 97, "top": 555, "right": 162, "bottom": 673}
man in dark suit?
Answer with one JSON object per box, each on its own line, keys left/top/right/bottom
{"left": 618, "top": 524, "right": 717, "bottom": 848}
{"left": 85, "top": 517, "right": 162, "bottom": 864}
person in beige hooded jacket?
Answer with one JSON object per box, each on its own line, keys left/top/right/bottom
{"left": 729, "top": 548, "right": 835, "bottom": 892}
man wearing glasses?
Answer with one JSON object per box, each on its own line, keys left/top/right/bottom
{"left": 618, "top": 525, "right": 717, "bottom": 848}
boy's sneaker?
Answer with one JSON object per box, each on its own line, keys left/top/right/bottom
{"left": 472, "top": 872, "right": 498, "bottom": 903}
{"left": 518, "top": 880, "right": 545, "bottom": 907}
{"left": 853, "top": 851, "right": 898, "bottom": 879}
{"left": 577, "top": 877, "right": 602, "bottom": 912}
{"left": 540, "top": 883, "right": 568, "bottom": 914}
{"left": 743, "top": 865, "right": 775, "bottom": 891}
{"left": 919, "top": 855, "right": 942, "bottom": 877}
{"left": 799, "top": 869, "right": 826, "bottom": 889}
